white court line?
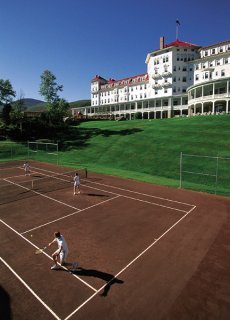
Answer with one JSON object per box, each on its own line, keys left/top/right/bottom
{"left": 30, "top": 166, "right": 194, "bottom": 207}
{"left": 29, "top": 165, "right": 195, "bottom": 210}
{"left": 1, "top": 219, "right": 97, "bottom": 292}
{"left": 81, "top": 182, "right": 188, "bottom": 213}
{"left": 3, "top": 178, "right": 79, "bottom": 210}
{"left": 64, "top": 204, "right": 197, "bottom": 320}
{"left": 0, "top": 257, "right": 61, "bottom": 320}
{"left": 21, "top": 195, "right": 120, "bottom": 234}
{"left": 84, "top": 179, "right": 195, "bottom": 207}
{"left": 1, "top": 173, "right": 27, "bottom": 179}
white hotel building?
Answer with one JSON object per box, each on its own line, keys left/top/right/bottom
{"left": 72, "top": 37, "right": 230, "bottom": 119}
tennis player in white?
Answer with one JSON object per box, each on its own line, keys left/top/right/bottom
{"left": 49, "top": 232, "right": 69, "bottom": 270}
{"left": 73, "top": 172, "right": 81, "bottom": 195}
{"left": 23, "top": 161, "right": 30, "bottom": 176}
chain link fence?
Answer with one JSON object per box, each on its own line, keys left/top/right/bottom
{"left": 179, "top": 152, "right": 230, "bottom": 196}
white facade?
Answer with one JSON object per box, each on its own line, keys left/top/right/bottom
{"left": 72, "top": 38, "right": 230, "bottom": 119}
{"left": 188, "top": 40, "right": 230, "bottom": 115}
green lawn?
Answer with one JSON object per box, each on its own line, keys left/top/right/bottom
{"left": 1, "top": 115, "right": 230, "bottom": 196}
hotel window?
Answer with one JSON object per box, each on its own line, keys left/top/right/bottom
{"left": 224, "top": 58, "right": 228, "bottom": 64}
{"left": 173, "top": 66, "right": 176, "bottom": 71}
{"left": 182, "top": 67, "right": 187, "bottom": 71}
{"left": 182, "top": 77, "right": 187, "bottom": 82}
{"left": 155, "top": 91, "right": 158, "bottom": 95}
{"left": 216, "top": 60, "right": 220, "bottom": 65}
{"left": 205, "top": 50, "right": 208, "bottom": 56}
{"left": 182, "top": 88, "right": 186, "bottom": 93}
{"left": 173, "top": 77, "right": 176, "bottom": 82}
{"left": 219, "top": 47, "right": 223, "bottom": 53}
{"left": 211, "top": 48, "right": 215, "bottom": 54}
{"left": 164, "top": 89, "right": 168, "bottom": 93}
{"left": 221, "top": 70, "right": 225, "bottom": 76}
{"left": 205, "top": 72, "right": 209, "bottom": 79}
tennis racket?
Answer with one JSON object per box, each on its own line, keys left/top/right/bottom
{"left": 35, "top": 246, "right": 47, "bottom": 254}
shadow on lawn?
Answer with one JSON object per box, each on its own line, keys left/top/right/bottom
{"left": 63, "top": 267, "right": 124, "bottom": 297}
{"left": 61, "top": 127, "right": 143, "bottom": 150}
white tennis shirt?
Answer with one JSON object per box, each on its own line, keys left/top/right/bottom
{"left": 56, "top": 235, "right": 68, "bottom": 252}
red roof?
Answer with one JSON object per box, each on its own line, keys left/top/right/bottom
{"left": 92, "top": 73, "right": 148, "bottom": 84}
{"left": 91, "top": 75, "right": 107, "bottom": 82}
{"left": 164, "top": 39, "right": 199, "bottom": 48}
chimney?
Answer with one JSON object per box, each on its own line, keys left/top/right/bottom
{"left": 160, "top": 36, "right": 165, "bottom": 49}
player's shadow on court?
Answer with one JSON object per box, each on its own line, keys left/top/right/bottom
{"left": 86, "top": 193, "right": 109, "bottom": 197}
{"left": 0, "top": 286, "right": 12, "bottom": 320}
{"left": 68, "top": 267, "right": 124, "bottom": 297}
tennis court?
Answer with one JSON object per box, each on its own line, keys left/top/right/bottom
{"left": 1, "top": 160, "right": 230, "bottom": 320}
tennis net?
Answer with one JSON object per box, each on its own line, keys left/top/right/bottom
{"left": 0, "top": 168, "right": 87, "bottom": 202}
{"left": 31, "top": 168, "right": 87, "bottom": 193}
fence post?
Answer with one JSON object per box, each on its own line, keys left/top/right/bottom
{"left": 179, "top": 152, "right": 182, "bottom": 188}
{"left": 215, "top": 156, "right": 219, "bottom": 195}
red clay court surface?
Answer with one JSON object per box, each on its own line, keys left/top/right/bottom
{"left": 1, "top": 160, "right": 230, "bottom": 320}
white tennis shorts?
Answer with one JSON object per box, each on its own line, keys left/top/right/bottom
{"left": 55, "top": 249, "right": 68, "bottom": 263}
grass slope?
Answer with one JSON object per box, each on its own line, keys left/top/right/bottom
{"left": 58, "top": 115, "right": 230, "bottom": 196}
{"left": 1, "top": 115, "right": 229, "bottom": 196}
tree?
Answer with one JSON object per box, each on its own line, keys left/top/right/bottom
{"left": 2, "top": 104, "right": 12, "bottom": 125}
{"left": 10, "top": 92, "right": 27, "bottom": 131}
{"left": 39, "top": 70, "right": 69, "bottom": 125}
{"left": 0, "top": 79, "right": 16, "bottom": 104}
{"left": 48, "top": 98, "right": 70, "bottom": 124}
{"left": 39, "top": 70, "right": 63, "bottom": 104}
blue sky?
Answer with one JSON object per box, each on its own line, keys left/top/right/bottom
{"left": 1, "top": 0, "right": 230, "bottom": 102}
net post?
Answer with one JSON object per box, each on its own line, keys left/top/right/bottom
{"left": 27, "top": 141, "right": 29, "bottom": 159}
{"left": 179, "top": 152, "right": 182, "bottom": 188}
{"left": 57, "top": 143, "right": 59, "bottom": 165}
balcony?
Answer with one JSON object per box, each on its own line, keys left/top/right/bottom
{"left": 152, "top": 83, "right": 162, "bottom": 89}
{"left": 161, "top": 82, "right": 171, "bottom": 87}
{"left": 162, "top": 71, "right": 172, "bottom": 77}
{"left": 152, "top": 73, "right": 161, "bottom": 79}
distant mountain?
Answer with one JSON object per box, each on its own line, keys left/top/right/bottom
{"left": 69, "top": 100, "right": 91, "bottom": 108}
{"left": 20, "top": 98, "right": 45, "bottom": 108}
{"left": 0, "top": 99, "right": 91, "bottom": 112}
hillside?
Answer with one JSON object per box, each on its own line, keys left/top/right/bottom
{"left": 58, "top": 115, "right": 230, "bottom": 196}
{"left": 0, "top": 115, "right": 229, "bottom": 196}
{"left": 0, "top": 99, "right": 91, "bottom": 111}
